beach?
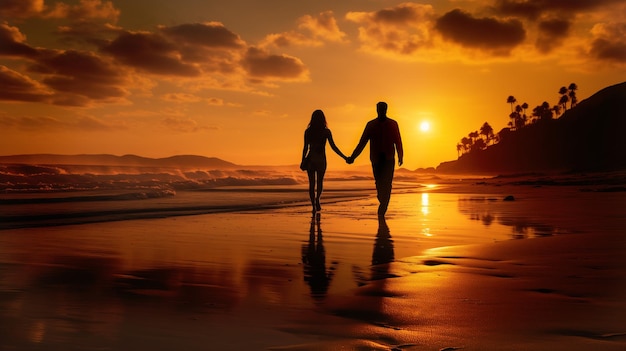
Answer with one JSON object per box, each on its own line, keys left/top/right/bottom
{"left": 1, "top": 175, "right": 625, "bottom": 350}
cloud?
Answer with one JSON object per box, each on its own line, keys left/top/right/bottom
{"left": 535, "top": 18, "right": 570, "bottom": 53}
{"left": 161, "top": 93, "right": 227, "bottom": 106}
{"left": 0, "top": 113, "right": 127, "bottom": 131}
{"left": 101, "top": 23, "right": 311, "bottom": 84}
{"left": 261, "top": 11, "right": 347, "bottom": 48}
{"left": 159, "top": 22, "right": 245, "bottom": 49}
{"left": 44, "top": 0, "right": 120, "bottom": 22}
{"left": 0, "top": 0, "right": 44, "bottom": 19}
{"left": 435, "top": 9, "right": 525, "bottom": 55}
{"left": 160, "top": 116, "right": 217, "bottom": 133}
{"left": 0, "top": 22, "right": 40, "bottom": 57}
{"left": 297, "top": 11, "right": 347, "bottom": 43}
{"left": 158, "top": 22, "right": 245, "bottom": 74}
{"left": 29, "top": 50, "right": 129, "bottom": 101}
{"left": 0, "top": 0, "right": 119, "bottom": 21}
{"left": 0, "top": 65, "right": 51, "bottom": 102}
{"left": 242, "top": 47, "right": 309, "bottom": 81}
{"left": 492, "top": 0, "right": 624, "bottom": 20}
{"left": 588, "top": 22, "right": 626, "bottom": 64}
{"left": 346, "top": 3, "right": 435, "bottom": 56}
{"left": 100, "top": 31, "right": 202, "bottom": 76}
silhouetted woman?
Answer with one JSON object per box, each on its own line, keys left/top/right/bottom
{"left": 300, "top": 110, "right": 347, "bottom": 212}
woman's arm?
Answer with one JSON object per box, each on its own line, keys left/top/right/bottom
{"left": 300, "top": 130, "right": 309, "bottom": 170}
{"left": 327, "top": 130, "right": 347, "bottom": 160}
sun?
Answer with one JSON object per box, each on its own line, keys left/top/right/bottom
{"left": 419, "top": 121, "right": 431, "bottom": 132}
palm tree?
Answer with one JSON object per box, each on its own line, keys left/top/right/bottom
{"left": 473, "top": 138, "right": 486, "bottom": 151}
{"left": 461, "top": 137, "right": 472, "bottom": 155}
{"left": 509, "top": 111, "right": 519, "bottom": 130}
{"left": 506, "top": 96, "right": 517, "bottom": 113}
{"left": 541, "top": 101, "right": 553, "bottom": 120}
{"left": 568, "top": 83, "right": 578, "bottom": 108}
{"left": 479, "top": 122, "right": 494, "bottom": 145}
{"left": 456, "top": 143, "right": 462, "bottom": 158}
{"left": 558, "top": 86, "right": 569, "bottom": 113}
{"left": 515, "top": 104, "right": 526, "bottom": 129}
{"left": 532, "top": 102, "right": 553, "bottom": 122}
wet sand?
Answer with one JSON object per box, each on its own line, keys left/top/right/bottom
{"left": 1, "top": 179, "right": 625, "bottom": 350}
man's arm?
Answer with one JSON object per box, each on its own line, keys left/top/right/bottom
{"left": 394, "top": 122, "right": 403, "bottom": 166}
{"left": 349, "top": 125, "right": 369, "bottom": 163}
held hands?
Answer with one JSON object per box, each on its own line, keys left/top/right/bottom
{"left": 346, "top": 156, "right": 355, "bottom": 164}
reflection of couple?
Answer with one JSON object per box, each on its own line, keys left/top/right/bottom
{"left": 301, "top": 213, "right": 336, "bottom": 302}
{"left": 300, "top": 101, "right": 404, "bottom": 217}
{"left": 303, "top": 214, "right": 394, "bottom": 301}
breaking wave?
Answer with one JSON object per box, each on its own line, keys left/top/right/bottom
{"left": 0, "top": 164, "right": 304, "bottom": 193}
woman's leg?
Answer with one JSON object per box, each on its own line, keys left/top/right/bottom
{"left": 315, "top": 168, "right": 325, "bottom": 211}
{"left": 307, "top": 169, "right": 316, "bottom": 212}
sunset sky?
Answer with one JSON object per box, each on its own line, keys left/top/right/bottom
{"left": 1, "top": 0, "right": 625, "bottom": 169}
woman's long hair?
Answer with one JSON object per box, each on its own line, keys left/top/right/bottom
{"left": 307, "top": 109, "right": 327, "bottom": 132}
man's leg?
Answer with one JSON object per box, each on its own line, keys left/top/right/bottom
{"left": 373, "top": 159, "right": 395, "bottom": 216}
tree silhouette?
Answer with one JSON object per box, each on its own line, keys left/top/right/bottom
{"left": 480, "top": 122, "right": 494, "bottom": 145}
{"left": 568, "top": 83, "right": 578, "bottom": 109}
{"left": 533, "top": 101, "right": 553, "bottom": 122}
{"left": 558, "top": 86, "right": 569, "bottom": 114}
{"left": 507, "top": 96, "right": 517, "bottom": 113}
{"left": 456, "top": 83, "right": 581, "bottom": 156}
{"left": 509, "top": 110, "right": 519, "bottom": 130}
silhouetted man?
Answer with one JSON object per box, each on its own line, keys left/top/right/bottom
{"left": 347, "top": 101, "right": 403, "bottom": 217}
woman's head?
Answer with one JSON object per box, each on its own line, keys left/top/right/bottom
{"left": 308, "top": 109, "right": 327, "bottom": 130}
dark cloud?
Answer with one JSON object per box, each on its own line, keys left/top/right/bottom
{"left": 29, "top": 50, "right": 128, "bottom": 100}
{"left": 535, "top": 18, "right": 570, "bottom": 53}
{"left": 435, "top": 9, "right": 525, "bottom": 54}
{"left": 372, "top": 3, "right": 426, "bottom": 25}
{"left": 0, "top": 22, "right": 40, "bottom": 57}
{"left": 589, "top": 23, "right": 626, "bottom": 64}
{"left": 158, "top": 23, "right": 244, "bottom": 74}
{"left": 159, "top": 22, "right": 245, "bottom": 49}
{"left": 0, "top": 23, "right": 130, "bottom": 105}
{"left": 101, "top": 31, "right": 201, "bottom": 76}
{"left": 0, "top": 65, "right": 50, "bottom": 102}
{"left": 492, "top": 0, "right": 623, "bottom": 20}
{"left": 242, "top": 47, "right": 308, "bottom": 81}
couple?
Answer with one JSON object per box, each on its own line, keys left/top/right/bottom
{"left": 300, "top": 101, "right": 404, "bottom": 217}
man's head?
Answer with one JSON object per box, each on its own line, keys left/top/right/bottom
{"left": 376, "top": 101, "right": 388, "bottom": 117}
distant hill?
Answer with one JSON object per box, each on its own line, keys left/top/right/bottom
{"left": 0, "top": 154, "right": 239, "bottom": 169}
{"left": 436, "top": 81, "right": 626, "bottom": 174}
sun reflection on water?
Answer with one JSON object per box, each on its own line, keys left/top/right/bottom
{"left": 421, "top": 193, "right": 429, "bottom": 216}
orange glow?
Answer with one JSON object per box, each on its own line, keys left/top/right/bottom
{"left": 0, "top": 2, "right": 623, "bottom": 169}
